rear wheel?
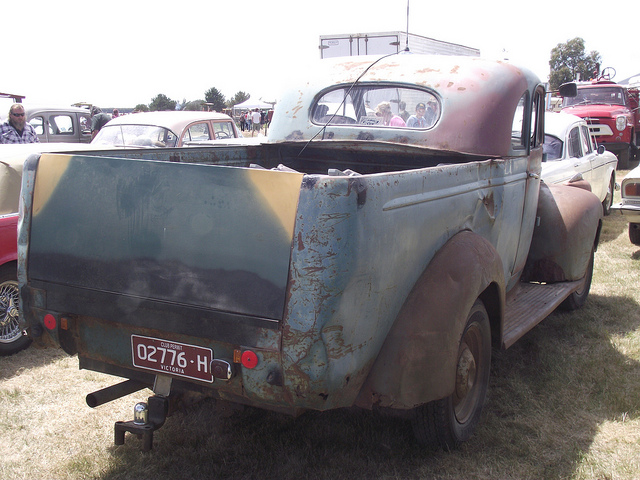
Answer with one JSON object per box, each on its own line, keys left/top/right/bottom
{"left": 630, "top": 223, "right": 640, "bottom": 246}
{"left": 411, "top": 299, "right": 491, "bottom": 450}
{"left": 559, "top": 247, "right": 594, "bottom": 311}
{"left": 0, "top": 267, "right": 31, "bottom": 356}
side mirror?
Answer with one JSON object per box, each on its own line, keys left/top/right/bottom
{"left": 558, "top": 82, "right": 577, "bottom": 98}
{"left": 597, "top": 144, "right": 606, "bottom": 155}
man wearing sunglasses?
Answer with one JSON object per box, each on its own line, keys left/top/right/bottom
{"left": 1, "top": 104, "right": 39, "bottom": 144}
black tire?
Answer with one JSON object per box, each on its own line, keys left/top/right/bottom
{"left": 559, "top": 247, "right": 594, "bottom": 311}
{"left": 0, "top": 266, "right": 31, "bottom": 356}
{"left": 602, "top": 174, "right": 615, "bottom": 216}
{"left": 630, "top": 223, "right": 640, "bottom": 246}
{"left": 411, "top": 299, "right": 491, "bottom": 450}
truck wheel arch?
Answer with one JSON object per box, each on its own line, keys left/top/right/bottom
{"left": 354, "top": 230, "right": 504, "bottom": 411}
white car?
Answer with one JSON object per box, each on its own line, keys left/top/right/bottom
{"left": 611, "top": 164, "right": 640, "bottom": 244}
{"left": 91, "top": 111, "right": 240, "bottom": 148}
{"left": 542, "top": 112, "right": 618, "bottom": 214}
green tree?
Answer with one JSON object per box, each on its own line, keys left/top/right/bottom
{"left": 149, "top": 93, "right": 177, "bottom": 111}
{"left": 134, "top": 103, "right": 149, "bottom": 112}
{"left": 204, "top": 87, "right": 226, "bottom": 112}
{"left": 549, "top": 37, "right": 601, "bottom": 91}
{"left": 227, "top": 91, "right": 250, "bottom": 109}
{"left": 182, "top": 100, "right": 206, "bottom": 111}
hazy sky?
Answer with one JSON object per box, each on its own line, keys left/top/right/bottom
{"left": 2, "top": 0, "right": 638, "bottom": 110}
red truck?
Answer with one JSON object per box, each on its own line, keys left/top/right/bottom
{"left": 562, "top": 78, "right": 640, "bottom": 169}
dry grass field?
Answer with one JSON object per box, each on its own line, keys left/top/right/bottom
{"left": 1, "top": 172, "right": 639, "bottom": 480}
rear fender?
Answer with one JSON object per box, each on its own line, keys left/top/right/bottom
{"left": 523, "top": 182, "right": 602, "bottom": 283}
{"left": 354, "top": 231, "right": 505, "bottom": 410}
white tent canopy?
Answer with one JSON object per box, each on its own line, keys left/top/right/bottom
{"left": 233, "top": 98, "right": 272, "bottom": 112}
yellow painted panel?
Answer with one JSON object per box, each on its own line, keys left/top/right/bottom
{"left": 33, "top": 154, "right": 72, "bottom": 216}
{"left": 246, "top": 168, "right": 304, "bottom": 238}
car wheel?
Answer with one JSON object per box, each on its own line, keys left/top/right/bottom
{"left": 602, "top": 175, "right": 615, "bottom": 216}
{"left": 0, "top": 267, "right": 31, "bottom": 356}
{"left": 559, "top": 247, "right": 594, "bottom": 311}
{"left": 411, "top": 299, "right": 491, "bottom": 450}
{"left": 630, "top": 223, "right": 640, "bottom": 246}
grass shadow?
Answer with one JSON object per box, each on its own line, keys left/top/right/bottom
{"left": 92, "top": 292, "right": 640, "bottom": 480}
{"left": 0, "top": 345, "right": 67, "bottom": 380}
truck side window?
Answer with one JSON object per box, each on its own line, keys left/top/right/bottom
{"left": 512, "top": 94, "right": 527, "bottom": 150}
{"left": 530, "top": 88, "right": 545, "bottom": 148}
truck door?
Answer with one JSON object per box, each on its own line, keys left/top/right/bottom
{"left": 509, "top": 86, "right": 545, "bottom": 287}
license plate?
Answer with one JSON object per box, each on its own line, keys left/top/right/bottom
{"left": 131, "top": 335, "right": 213, "bottom": 383}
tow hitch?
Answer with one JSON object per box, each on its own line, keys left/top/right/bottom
{"left": 87, "top": 375, "right": 173, "bottom": 451}
{"left": 114, "top": 395, "right": 169, "bottom": 451}
{"left": 113, "top": 374, "right": 174, "bottom": 451}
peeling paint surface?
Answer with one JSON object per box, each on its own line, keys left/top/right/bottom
{"left": 17, "top": 54, "right": 588, "bottom": 417}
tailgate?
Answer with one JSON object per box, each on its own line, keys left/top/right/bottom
{"left": 26, "top": 153, "right": 303, "bottom": 321}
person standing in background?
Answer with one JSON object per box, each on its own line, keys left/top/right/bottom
{"left": 0, "top": 104, "right": 39, "bottom": 144}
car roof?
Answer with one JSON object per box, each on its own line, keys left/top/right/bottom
{"left": 104, "top": 111, "right": 234, "bottom": 134}
{"left": 544, "top": 111, "right": 585, "bottom": 139}
{"left": 269, "top": 54, "right": 542, "bottom": 157}
{"left": 1, "top": 104, "right": 92, "bottom": 122}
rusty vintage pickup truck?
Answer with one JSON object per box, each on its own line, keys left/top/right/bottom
{"left": 19, "top": 54, "right": 602, "bottom": 451}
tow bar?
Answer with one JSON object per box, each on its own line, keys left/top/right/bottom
{"left": 114, "top": 395, "right": 169, "bottom": 451}
{"left": 87, "top": 375, "right": 172, "bottom": 451}
{"left": 114, "top": 375, "right": 173, "bottom": 451}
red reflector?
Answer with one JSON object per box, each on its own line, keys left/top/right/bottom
{"left": 43, "top": 314, "right": 57, "bottom": 330}
{"left": 241, "top": 350, "right": 258, "bottom": 369}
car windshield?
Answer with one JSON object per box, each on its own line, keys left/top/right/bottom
{"left": 311, "top": 84, "right": 440, "bottom": 129}
{"left": 543, "top": 134, "right": 563, "bottom": 160}
{"left": 92, "top": 124, "right": 178, "bottom": 147}
{"left": 563, "top": 86, "right": 626, "bottom": 107}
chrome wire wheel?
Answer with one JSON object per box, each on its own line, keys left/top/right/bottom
{"left": 0, "top": 274, "right": 31, "bottom": 355}
{"left": 0, "top": 279, "right": 21, "bottom": 343}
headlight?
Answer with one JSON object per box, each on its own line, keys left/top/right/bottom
{"left": 616, "top": 115, "right": 627, "bottom": 131}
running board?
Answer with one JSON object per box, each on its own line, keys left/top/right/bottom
{"left": 502, "top": 280, "right": 582, "bottom": 349}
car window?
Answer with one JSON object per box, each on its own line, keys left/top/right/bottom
{"left": 183, "top": 123, "right": 211, "bottom": 143}
{"left": 79, "top": 114, "right": 91, "bottom": 133}
{"left": 212, "top": 121, "right": 235, "bottom": 139}
{"left": 49, "top": 115, "right": 74, "bottom": 135}
{"left": 311, "top": 84, "right": 439, "bottom": 129}
{"left": 567, "top": 127, "right": 582, "bottom": 158}
{"left": 29, "top": 116, "right": 45, "bottom": 135}
{"left": 543, "top": 135, "right": 563, "bottom": 160}
{"left": 92, "top": 125, "right": 177, "bottom": 147}
{"left": 581, "top": 125, "right": 593, "bottom": 154}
